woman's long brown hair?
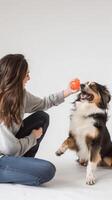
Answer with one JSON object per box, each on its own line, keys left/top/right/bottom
{"left": 0, "top": 54, "right": 28, "bottom": 128}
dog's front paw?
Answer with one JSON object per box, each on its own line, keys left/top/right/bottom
{"left": 55, "top": 149, "right": 63, "bottom": 156}
{"left": 86, "top": 174, "right": 96, "bottom": 185}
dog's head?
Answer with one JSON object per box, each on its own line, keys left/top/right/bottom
{"left": 77, "top": 82, "right": 111, "bottom": 109}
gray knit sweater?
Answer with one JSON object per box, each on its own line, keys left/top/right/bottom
{"left": 0, "top": 89, "right": 64, "bottom": 157}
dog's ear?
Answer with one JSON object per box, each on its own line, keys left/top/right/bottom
{"left": 104, "top": 87, "right": 111, "bottom": 103}
{"left": 98, "top": 85, "right": 111, "bottom": 108}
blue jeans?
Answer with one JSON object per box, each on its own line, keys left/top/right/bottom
{"left": 0, "top": 156, "right": 56, "bottom": 186}
{"left": 0, "top": 111, "right": 56, "bottom": 186}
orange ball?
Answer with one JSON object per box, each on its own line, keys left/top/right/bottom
{"left": 70, "top": 79, "right": 80, "bottom": 90}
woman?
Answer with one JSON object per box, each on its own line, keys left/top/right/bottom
{"left": 0, "top": 54, "right": 79, "bottom": 186}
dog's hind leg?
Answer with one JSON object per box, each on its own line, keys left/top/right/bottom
{"left": 103, "top": 157, "right": 112, "bottom": 166}
{"left": 101, "top": 143, "right": 112, "bottom": 167}
{"left": 56, "top": 133, "right": 78, "bottom": 156}
{"left": 102, "top": 148, "right": 112, "bottom": 167}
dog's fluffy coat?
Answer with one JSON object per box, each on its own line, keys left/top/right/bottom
{"left": 56, "top": 82, "right": 112, "bottom": 185}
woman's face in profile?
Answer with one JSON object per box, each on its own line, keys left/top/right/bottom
{"left": 23, "top": 69, "right": 30, "bottom": 87}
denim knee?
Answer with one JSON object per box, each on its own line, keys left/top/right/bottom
{"left": 47, "top": 161, "right": 56, "bottom": 180}
{"left": 38, "top": 161, "right": 56, "bottom": 185}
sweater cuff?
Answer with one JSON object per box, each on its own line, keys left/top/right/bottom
{"left": 55, "top": 90, "right": 65, "bottom": 105}
{"left": 28, "top": 132, "right": 37, "bottom": 146}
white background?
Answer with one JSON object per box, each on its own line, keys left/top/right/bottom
{"left": 0, "top": 0, "right": 112, "bottom": 199}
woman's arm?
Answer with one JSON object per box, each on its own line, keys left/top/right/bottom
{"left": 63, "top": 87, "right": 79, "bottom": 98}
{"left": 24, "top": 90, "right": 65, "bottom": 113}
{"left": 0, "top": 123, "right": 37, "bottom": 156}
{"left": 24, "top": 86, "right": 79, "bottom": 113}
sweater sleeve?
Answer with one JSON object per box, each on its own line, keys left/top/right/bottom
{"left": 24, "top": 90, "right": 65, "bottom": 113}
{"left": 0, "top": 123, "right": 37, "bottom": 157}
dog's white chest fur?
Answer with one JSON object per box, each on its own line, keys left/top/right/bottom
{"left": 69, "top": 101, "right": 104, "bottom": 160}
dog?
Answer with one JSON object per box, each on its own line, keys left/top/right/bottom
{"left": 56, "top": 81, "right": 112, "bottom": 185}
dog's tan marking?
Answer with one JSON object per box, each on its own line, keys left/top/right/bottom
{"left": 56, "top": 135, "right": 79, "bottom": 156}
{"left": 86, "top": 130, "right": 99, "bottom": 149}
{"left": 65, "top": 135, "right": 79, "bottom": 151}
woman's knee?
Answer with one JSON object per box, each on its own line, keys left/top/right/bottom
{"left": 35, "top": 111, "right": 50, "bottom": 126}
{"left": 45, "top": 161, "right": 56, "bottom": 181}
{"left": 35, "top": 160, "right": 56, "bottom": 185}
{"left": 35, "top": 111, "right": 50, "bottom": 134}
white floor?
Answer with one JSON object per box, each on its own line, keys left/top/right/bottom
{"left": 0, "top": 150, "right": 112, "bottom": 200}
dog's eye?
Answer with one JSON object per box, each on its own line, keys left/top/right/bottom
{"left": 87, "top": 81, "right": 94, "bottom": 86}
{"left": 85, "top": 81, "right": 89, "bottom": 85}
{"left": 90, "top": 84, "right": 98, "bottom": 93}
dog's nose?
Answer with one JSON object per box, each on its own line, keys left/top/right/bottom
{"left": 81, "top": 84, "right": 85, "bottom": 90}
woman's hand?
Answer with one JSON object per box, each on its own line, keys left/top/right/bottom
{"left": 32, "top": 128, "right": 43, "bottom": 139}
{"left": 64, "top": 87, "right": 79, "bottom": 98}
{"left": 64, "top": 79, "right": 80, "bottom": 98}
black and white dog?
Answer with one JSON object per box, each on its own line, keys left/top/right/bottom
{"left": 56, "top": 82, "right": 112, "bottom": 185}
